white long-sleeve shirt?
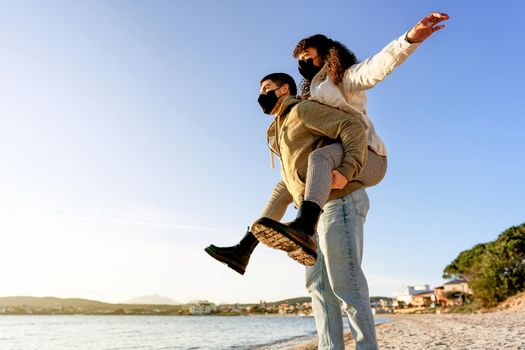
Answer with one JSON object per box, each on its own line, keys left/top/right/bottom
{"left": 309, "top": 32, "right": 421, "bottom": 157}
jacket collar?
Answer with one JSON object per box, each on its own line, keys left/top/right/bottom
{"left": 267, "top": 96, "right": 301, "bottom": 136}
{"left": 310, "top": 63, "right": 330, "bottom": 92}
{"left": 275, "top": 95, "right": 301, "bottom": 117}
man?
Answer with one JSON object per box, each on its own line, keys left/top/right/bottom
{"left": 206, "top": 11, "right": 448, "bottom": 350}
{"left": 255, "top": 73, "right": 378, "bottom": 349}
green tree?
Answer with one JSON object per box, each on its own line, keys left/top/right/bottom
{"left": 443, "top": 223, "right": 525, "bottom": 306}
{"left": 443, "top": 242, "right": 487, "bottom": 280}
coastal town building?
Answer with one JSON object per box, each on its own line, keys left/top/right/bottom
{"left": 411, "top": 291, "right": 436, "bottom": 307}
{"left": 435, "top": 279, "right": 473, "bottom": 306}
{"left": 279, "top": 303, "right": 294, "bottom": 315}
{"left": 393, "top": 285, "right": 433, "bottom": 308}
{"left": 188, "top": 301, "right": 216, "bottom": 315}
{"left": 444, "top": 279, "right": 473, "bottom": 294}
{"left": 391, "top": 280, "right": 473, "bottom": 309}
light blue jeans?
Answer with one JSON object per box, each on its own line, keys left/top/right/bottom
{"left": 305, "top": 188, "right": 378, "bottom": 350}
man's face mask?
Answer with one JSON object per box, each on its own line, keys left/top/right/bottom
{"left": 258, "top": 87, "right": 281, "bottom": 114}
{"left": 298, "top": 58, "right": 321, "bottom": 81}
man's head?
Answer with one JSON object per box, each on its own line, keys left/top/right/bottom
{"left": 258, "top": 73, "right": 297, "bottom": 115}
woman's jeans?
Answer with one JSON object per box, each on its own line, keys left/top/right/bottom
{"left": 305, "top": 188, "right": 378, "bottom": 350}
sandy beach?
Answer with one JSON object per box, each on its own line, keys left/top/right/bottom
{"left": 286, "top": 301, "right": 525, "bottom": 350}
{"left": 287, "top": 312, "right": 525, "bottom": 349}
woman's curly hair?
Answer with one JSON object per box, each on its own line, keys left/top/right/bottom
{"left": 293, "top": 34, "right": 358, "bottom": 98}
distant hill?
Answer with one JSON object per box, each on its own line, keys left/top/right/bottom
{"left": 0, "top": 296, "right": 184, "bottom": 315}
{"left": 0, "top": 296, "right": 116, "bottom": 309}
{"left": 125, "top": 295, "right": 181, "bottom": 305}
{"left": 0, "top": 296, "right": 185, "bottom": 309}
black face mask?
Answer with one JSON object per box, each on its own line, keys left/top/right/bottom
{"left": 257, "top": 88, "right": 280, "bottom": 114}
{"left": 298, "top": 58, "right": 321, "bottom": 81}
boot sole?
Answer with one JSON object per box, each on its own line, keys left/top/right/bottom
{"left": 252, "top": 218, "right": 317, "bottom": 266}
{"left": 287, "top": 248, "right": 317, "bottom": 266}
{"left": 204, "top": 247, "right": 246, "bottom": 275}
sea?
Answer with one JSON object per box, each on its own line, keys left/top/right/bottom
{"left": 0, "top": 315, "right": 389, "bottom": 350}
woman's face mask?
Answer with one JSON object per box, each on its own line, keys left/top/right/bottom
{"left": 298, "top": 58, "right": 322, "bottom": 81}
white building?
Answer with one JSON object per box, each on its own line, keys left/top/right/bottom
{"left": 188, "top": 301, "right": 216, "bottom": 315}
{"left": 393, "top": 285, "right": 433, "bottom": 307}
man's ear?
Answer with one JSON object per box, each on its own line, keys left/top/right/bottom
{"left": 282, "top": 83, "right": 290, "bottom": 96}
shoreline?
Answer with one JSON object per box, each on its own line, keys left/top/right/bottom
{"left": 248, "top": 317, "right": 391, "bottom": 350}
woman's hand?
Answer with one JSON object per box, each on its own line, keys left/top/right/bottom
{"left": 331, "top": 170, "right": 349, "bottom": 189}
{"left": 406, "top": 12, "right": 449, "bottom": 44}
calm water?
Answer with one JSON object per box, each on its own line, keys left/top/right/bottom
{"left": 0, "top": 315, "right": 388, "bottom": 350}
{"left": 0, "top": 315, "right": 317, "bottom": 350}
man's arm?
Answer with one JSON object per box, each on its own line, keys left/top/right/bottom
{"left": 341, "top": 12, "right": 449, "bottom": 92}
{"left": 298, "top": 101, "right": 368, "bottom": 183}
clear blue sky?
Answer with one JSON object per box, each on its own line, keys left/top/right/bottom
{"left": 0, "top": 0, "right": 523, "bottom": 304}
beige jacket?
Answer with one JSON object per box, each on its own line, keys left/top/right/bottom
{"left": 267, "top": 96, "right": 368, "bottom": 205}
{"left": 310, "top": 32, "right": 421, "bottom": 156}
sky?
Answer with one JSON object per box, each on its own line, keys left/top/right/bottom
{"left": 0, "top": 0, "right": 524, "bottom": 305}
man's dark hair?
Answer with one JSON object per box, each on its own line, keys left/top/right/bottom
{"left": 260, "top": 72, "right": 297, "bottom": 96}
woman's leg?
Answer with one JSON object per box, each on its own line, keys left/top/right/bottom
{"left": 304, "top": 143, "right": 344, "bottom": 207}
{"left": 307, "top": 144, "right": 388, "bottom": 191}
{"left": 354, "top": 149, "right": 387, "bottom": 187}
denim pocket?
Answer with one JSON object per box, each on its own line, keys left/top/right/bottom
{"left": 350, "top": 189, "right": 369, "bottom": 219}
